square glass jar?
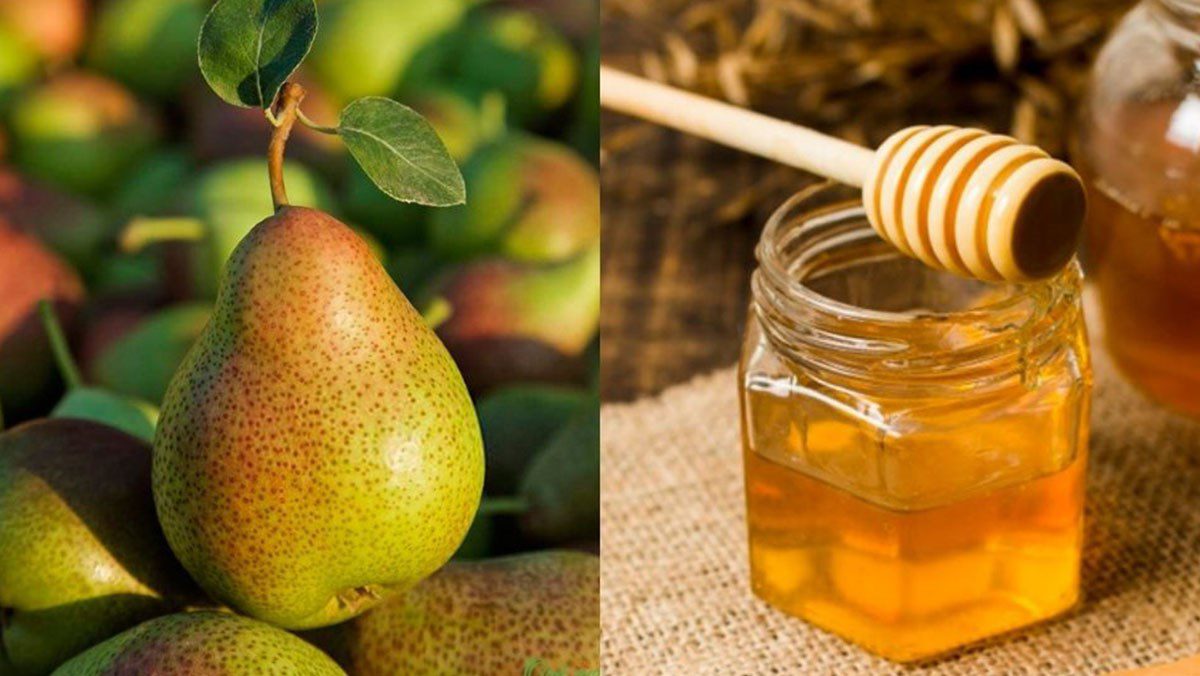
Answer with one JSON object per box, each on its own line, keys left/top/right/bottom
{"left": 738, "top": 184, "right": 1091, "bottom": 662}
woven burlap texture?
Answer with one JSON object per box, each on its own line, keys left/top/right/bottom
{"left": 600, "top": 293, "right": 1200, "bottom": 674}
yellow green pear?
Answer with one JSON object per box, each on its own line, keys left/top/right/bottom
{"left": 153, "top": 200, "right": 484, "bottom": 629}
{"left": 303, "top": 551, "right": 600, "bottom": 674}
{"left": 0, "top": 419, "right": 198, "bottom": 675}
{"left": 53, "top": 611, "right": 345, "bottom": 675}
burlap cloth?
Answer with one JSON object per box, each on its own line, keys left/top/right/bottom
{"left": 600, "top": 291, "right": 1200, "bottom": 674}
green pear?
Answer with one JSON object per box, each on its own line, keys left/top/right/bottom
{"left": 0, "top": 419, "right": 199, "bottom": 675}
{"left": 341, "top": 162, "right": 430, "bottom": 250}
{"left": 386, "top": 248, "right": 446, "bottom": 300}
{"left": 477, "top": 385, "right": 591, "bottom": 495}
{"left": 54, "top": 611, "right": 345, "bottom": 675}
{"left": 110, "top": 150, "right": 194, "bottom": 226}
{"left": 303, "top": 551, "right": 599, "bottom": 675}
{"left": 0, "top": 227, "right": 83, "bottom": 422}
{"left": 499, "top": 0, "right": 598, "bottom": 43}
{"left": 451, "top": 511, "right": 494, "bottom": 561}
{"left": 0, "top": 23, "right": 38, "bottom": 107}
{"left": 86, "top": 0, "right": 207, "bottom": 98}
{"left": 10, "top": 73, "right": 161, "bottom": 198}
{"left": 430, "top": 135, "right": 599, "bottom": 263}
{"left": 428, "top": 243, "right": 599, "bottom": 393}
{"left": 0, "top": 0, "right": 87, "bottom": 62}
{"left": 518, "top": 405, "right": 599, "bottom": 543}
{"left": 571, "top": 38, "right": 599, "bottom": 162}
{"left": 0, "top": 169, "right": 108, "bottom": 278}
{"left": 308, "top": 0, "right": 466, "bottom": 104}
{"left": 93, "top": 303, "right": 212, "bottom": 406}
{"left": 160, "top": 159, "right": 334, "bottom": 298}
{"left": 455, "top": 10, "right": 578, "bottom": 125}
{"left": 154, "top": 205, "right": 484, "bottom": 630}
{"left": 89, "top": 253, "right": 164, "bottom": 297}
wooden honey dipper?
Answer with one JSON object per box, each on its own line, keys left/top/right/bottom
{"left": 600, "top": 66, "right": 1086, "bottom": 283}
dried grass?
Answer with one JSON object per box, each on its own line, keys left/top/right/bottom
{"left": 602, "top": 0, "right": 1131, "bottom": 157}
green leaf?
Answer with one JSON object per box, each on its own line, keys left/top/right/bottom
{"left": 53, "top": 387, "right": 159, "bottom": 443}
{"left": 340, "top": 97, "right": 466, "bottom": 207}
{"left": 198, "top": 0, "right": 318, "bottom": 109}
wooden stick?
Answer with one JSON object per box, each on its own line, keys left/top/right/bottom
{"left": 599, "top": 65, "right": 876, "bottom": 187}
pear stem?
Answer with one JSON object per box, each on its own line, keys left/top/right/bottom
{"left": 268, "top": 82, "right": 307, "bottom": 212}
{"left": 120, "top": 217, "right": 206, "bottom": 253}
{"left": 37, "top": 300, "right": 82, "bottom": 391}
{"left": 477, "top": 496, "right": 531, "bottom": 517}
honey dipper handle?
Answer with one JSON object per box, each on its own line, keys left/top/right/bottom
{"left": 600, "top": 65, "right": 876, "bottom": 187}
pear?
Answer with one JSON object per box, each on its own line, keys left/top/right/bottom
{"left": 0, "top": 226, "right": 83, "bottom": 422}
{"left": 303, "top": 551, "right": 599, "bottom": 675}
{"left": 154, "top": 205, "right": 484, "bottom": 630}
{"left": 477, "top": 385, "right": 591, "bottom": 495}
{"left": 0, "top": 419, "right": 198, "bottom": 675}
{"left": 0, "top": 169, "right": 108, "bottom": 277}
{"left": 110, "top": 150, "right": 194, "bottom": 227}
{"left": 54, "top": 611, "right": 345, "bottom": 675}
{"left": 187, "top": 160, "right": 336, "bottom": 296}
{"left": 76, "top": 293, "right": 164, "bottom": 378}
{"left": 93, "top": 304, "right": 212, "bottom": 405}
{"left": 0, "top": 0, "right": 86, "bottom": 62}
{"left": 498, "top": 0, "right": 598, "bottom": 44}
{"left": 86, "top": 0, "right": 207, "bottom": 98}
{"left": 10, "top": 73, "right": 161, "bottom": 198}
{"left": 428, "top": 243, "right": 600, "bottom": 393}
{"left": 308, "top": 0, "right": 466, "bottom": 103}
{"left": 571, "top": 38, "right": 600, "bottom": 162}
{"left": 0, "top": 23, "right": 38, "bottom": 108}
{"left": 386, "top": 248, "right": 446, "bottom": 300}
{"left": 430, "top": 136, "right": 599, "bottom": 263}
{"left": 455, "top": 10, "right": 578, "bottom": 126}
{"left": 122, "top": 159, "right": 335, "bottom": 299}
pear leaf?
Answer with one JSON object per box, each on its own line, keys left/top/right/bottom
{"left": 53, "top": 387, "right": 159, "bottom": 443}
{"left": 198, "top": 0, "right": 318, "bottom": 109}
{"left": 340, "top": 97, "right": 466, "bottom": 207}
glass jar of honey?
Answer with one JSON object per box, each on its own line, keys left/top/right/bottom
{"left": 1076, "top": 0, "right": 1200, "bottom": 414}
{"left": 738, "top": 184, "right": 1091, "bottom": 662}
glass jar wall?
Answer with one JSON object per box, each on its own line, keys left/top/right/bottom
{"left": 738, "top": 184, "right": 1091, "bottom": 662}
{"left": 1076, "top": 0, "right": 1200, "bottom": 414}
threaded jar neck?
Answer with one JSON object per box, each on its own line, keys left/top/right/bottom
{"left": 751, "top": 183, "right": 1085, "bottom": 393}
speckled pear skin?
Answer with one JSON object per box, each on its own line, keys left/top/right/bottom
{"left": 53, "top": 611, "right": 346, "bottom": 675}
{"left": 0, "top": 419, "right": 199, "bottom": 676}
{"left": 302, "top": 551, "right": 599, "bottom": 675}
{"left": 153, "top": 206, "right": 484, "bottom": 630}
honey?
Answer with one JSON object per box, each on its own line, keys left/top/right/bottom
{"left": 739, "top": 185, "right": 1090, "bottom": 662}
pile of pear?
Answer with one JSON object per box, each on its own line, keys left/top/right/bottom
{"left": 0, "top": 0, "right": 601, "bottom": 671}
{"left": 0, "top": 197, "right": 599, "bottom": 675}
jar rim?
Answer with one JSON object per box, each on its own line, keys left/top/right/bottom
{"left": 757, "top": 182, "right": 1081, "bottom": 326}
